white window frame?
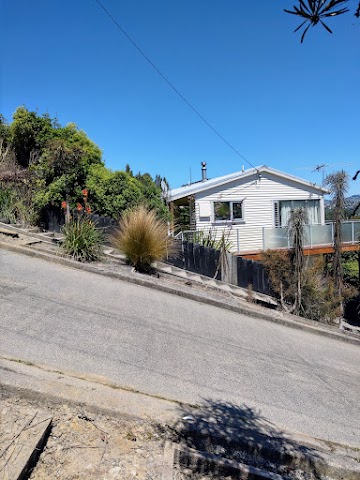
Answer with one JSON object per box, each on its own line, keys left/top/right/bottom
{"left": 273, "top": 199, "right": 321, "bottom": 227}
{"left": 213, "top": 200, "right": 245, "bottom": 224}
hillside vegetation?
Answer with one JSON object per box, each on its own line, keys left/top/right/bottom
{"left": 0, "top": 107, "right": 168, "bottom": 227}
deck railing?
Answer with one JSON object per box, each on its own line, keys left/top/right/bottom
{"left": 177, "top": 221, "right": 360, "bottom": 254}
{"left": 262, "top": 221, "right": 360, "bottom": 250}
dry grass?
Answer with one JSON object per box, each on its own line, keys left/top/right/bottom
{"left": 111, "top": 205, "right": 176, "bottom": 273}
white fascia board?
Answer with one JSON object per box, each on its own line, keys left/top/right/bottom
{"left": 168, "top": 165, "right": 328, "bottom": 202}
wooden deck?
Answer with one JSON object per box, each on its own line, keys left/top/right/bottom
{"left": 240, "top": 243, "right": 360, "bottom": 261}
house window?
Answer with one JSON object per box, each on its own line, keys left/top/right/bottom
{"left": 214, "top": 201, "right": 243, "bottom": 222}
{"left": 274, "top": 199, "right": 320, "bottom": 227}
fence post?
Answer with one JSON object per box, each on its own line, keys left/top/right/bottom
{"left": 188, "top": 242, "right": 194, "bottom": 271}
{"left": 247, "top": 260, "right": 254, "bottom": 288}
{"left": 237, "top": 256, "right": 243, "bottom": 288}
{"left": 253, "top": 262, "right": 260, "bottom": 292}
{"left": 262, "top": 227, "right": 265, "bottom": 251}
{"left": 352, "top": 221, "right": 355, "bottom": 244}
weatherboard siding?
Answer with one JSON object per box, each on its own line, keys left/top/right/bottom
{"left": 193, "top": 172, "right": 325, "bottom": 254}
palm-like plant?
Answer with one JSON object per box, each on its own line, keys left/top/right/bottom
{"left": 325, "top": 170, "right": 349, "bottom": 300}
{"left": 285, "top": 0, "right": 350, "bottom": 42}
{"left": 287, "top": 207, "right": 308, "bottom": 315}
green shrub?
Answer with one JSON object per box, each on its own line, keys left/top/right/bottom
{"left": 60, "top": 217, "right": 103, "bottom": 262}
{"left": 111, "top": 205, "right": 175, "bottom": 273}
{"left": 0, "top": 184, "right": 38, "bottom": 225}
{"left": 0, "top": 188, "right": 16, "bottom": 223}
{"left": 261, "top": 250, "right": 347, "bottom": 323}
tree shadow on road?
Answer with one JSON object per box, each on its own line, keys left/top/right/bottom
{"left": 160, "top": 398, "right": 330, "bottom": 479}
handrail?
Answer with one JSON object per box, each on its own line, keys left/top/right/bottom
{"left": 263, "top": 220, "right": 360, "bottom": 250}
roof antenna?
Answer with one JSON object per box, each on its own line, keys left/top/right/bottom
{"left": 242, "top": 165, "right": 245, "bottom": 172}
{"left": 189, "top": 167, "right": 192, "bottom": 185}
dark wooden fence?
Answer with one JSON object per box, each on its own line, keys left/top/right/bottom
{"left": 41, "top": 209, "right": 116, "bottom": 233}
{"left": 168, "top": 241, "right": 271, "bottom": 296}
{"left": 235, "top": 256, "right": 271, "bottom": 295}
{"left": 168, "top": 241, "right": 221, "bottom": 280}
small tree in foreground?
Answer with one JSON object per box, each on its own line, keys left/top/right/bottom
{"left": 287, "top": 207, "right": 308, "bottom": 315}
{"left": 112, "top": 205, "right": 176, "bottom": 273}
{"left": 261, "top": 208, "right": 307, "bottom": 315}
{"left": 325, "top": 170, "right": 349, "bottom": 303}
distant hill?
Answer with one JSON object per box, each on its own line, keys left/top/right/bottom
{"left": 346, "top": 195, "right": 360, "bottom": 208}
{"left": 325, "top": 195, "right": 360, "bottom": 208}
{"left": 325, "top": 195, "right": 360, "bottom": 220}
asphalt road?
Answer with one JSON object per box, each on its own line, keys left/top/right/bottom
{"left": 0, "top": 250, "right": 359, "bottom": 446}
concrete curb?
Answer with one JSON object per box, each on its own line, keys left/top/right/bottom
{"left": 1, "top": 240, "right": 359, "bottom": 346}
{"left": 2, "top": 359, "right": 359, "bottom": 480}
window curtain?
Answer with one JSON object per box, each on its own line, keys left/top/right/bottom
{"left": 280, "top": 200, "right": 320, "bottom": 226}
{"left": 280, "top": 201, "right": 292, "bottom": 226}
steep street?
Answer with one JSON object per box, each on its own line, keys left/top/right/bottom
{"left": 0, "top": 249, "right": 359, "bottom": 447}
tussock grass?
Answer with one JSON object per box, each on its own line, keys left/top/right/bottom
{"left": 111, "top": 205, "right": 176, "bottom": 273}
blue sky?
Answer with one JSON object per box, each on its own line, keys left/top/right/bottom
{"left": 1, "top": 1, "right": 359, "bottom": 194}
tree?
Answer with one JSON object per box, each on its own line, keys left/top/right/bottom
{"left": 9, "top": 107, "right": 57, "bottom": 167}
{"left": 0, "top": 114, "right": 9, "bottom": 140}
{"left": 287, "top": 207, "right": 308, "bottom": 314}
{"left": 30, "top": 122, "right": 103, "bottom": 219}
{"left": 125, "top": 163, "right": 133, "bottom": 176}
{"left": 0, "top": 115, "right": 17, "bottom": 172}
{"left": 1, "top": 106, "right": 170, "bottom": 226}
{"left": 325, "top": 170, "right": 349, "bottom": 302}
{"left": 261, "top": 208, "right": 308, "bottom": 316}
{"left": 285, "top": 0, "right": 359, "bottom": 42}
{"left": 135, "top": 172, "right": 169, "bottom": 218}
{"left": 86, "top": 166, "right": 168, "bottom": 220}
{"left": 0, "top": 115, "right": 13, "bottom": 170}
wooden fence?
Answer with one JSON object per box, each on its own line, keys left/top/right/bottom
{"left": 42, "top": 209, "right": 116, "bottom": 233}
{"left": 168, "top": 241, "right": 271, "bottom": 296}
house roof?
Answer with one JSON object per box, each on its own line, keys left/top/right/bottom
{"left": 168, "top": 165, "right": 329, "bottom": 202}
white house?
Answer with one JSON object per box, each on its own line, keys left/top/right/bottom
{"left": 168, "top": 164, "right": 330, "bottom": 256}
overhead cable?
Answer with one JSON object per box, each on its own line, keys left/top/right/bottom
{"left": 94, "top": 0, "right": 258, "bottom": 171}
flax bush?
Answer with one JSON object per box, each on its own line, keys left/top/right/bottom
{"left": 60, "top": 217, "right": 103, "bottom": 262}
{"left": 192, "top": 229, "right": 231, "bottom": 251}
{"left": 112, "top": 205, "right": 175, "bottom": 273}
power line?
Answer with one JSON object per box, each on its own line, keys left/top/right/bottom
{"left": 94, "top": 0, "right": 258, "bottom": 171}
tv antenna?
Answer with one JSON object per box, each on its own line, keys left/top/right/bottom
{"left": 312, "top": 163, "right": 352, "bottom": 185}
{"left": 297, "top": 163, "right": 352, "bottom": 185}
